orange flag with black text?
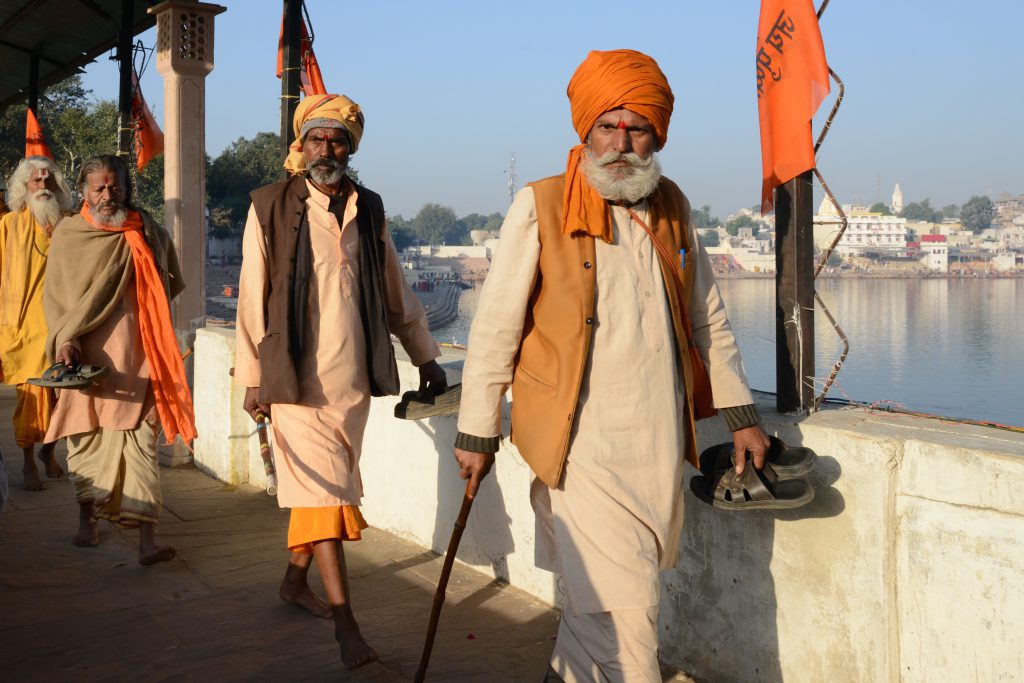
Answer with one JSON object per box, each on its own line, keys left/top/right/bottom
{"left": 276, "top": 15, "right": 326, "bottom": 96}
{"left": 25, "top": 108, "right": 53, "bottom": 159}
{"left": 757, "top": 0, "right": 829, "bottom": 212}
{"left": 130, "top": 69, "right": 164, "bottom": 171}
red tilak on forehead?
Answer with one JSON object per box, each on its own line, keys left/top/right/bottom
{"left": 617, "top": 120, "right": 628, "bottom": 129}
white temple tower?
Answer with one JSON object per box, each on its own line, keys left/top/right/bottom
{"left": 892, "top": 183, "right": 904, "bottom": 214}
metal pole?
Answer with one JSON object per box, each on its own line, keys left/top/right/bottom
{"left": 280, "top": 0, "right": 302, "bottom": 175}
{"left": 775, "top": 171, "right": 816, "bottom": 413}
{"left": 116, "top": 0, "right": 133, "bottom": 159}
{"left": 28, "top": 54, "right": 39, "bottom": 114}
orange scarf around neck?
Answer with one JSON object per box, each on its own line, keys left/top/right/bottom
{"left": 79, "top": 203, "right": 197, "bottom": 445}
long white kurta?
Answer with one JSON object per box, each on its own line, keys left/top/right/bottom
{"left": 458, "top": 186, "right": 755, "bottom": 615}
{"left": 235, "top": 181, "right": 438, "bottom": 509}
{"left": 531, "top": 200, "right": 685, "bottom": 615}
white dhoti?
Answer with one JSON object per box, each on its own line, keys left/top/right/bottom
{"left": 533, "top": 205, "right": 686, "bottom": 682}
{"left": 66, "top": 419, "right": 161, "bottom": 527}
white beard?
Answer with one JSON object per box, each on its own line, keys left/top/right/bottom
{"left": 581, "top": 149, "right": 662, "bottom": 204}
{"left": 90, "top": 203, "right": 127, "bottom": 228}
{"left": 28, "top": 190, "right": 62, "bottom": 230}
{"left": 308, "top": 159, "right": 346, "bottom": 186}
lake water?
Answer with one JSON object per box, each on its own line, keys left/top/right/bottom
{"left": 434, "top": 278, "right": 1024, "bottom": 428}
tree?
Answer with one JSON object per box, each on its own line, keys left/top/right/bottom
{"left": 868, "top": 202, "right": 890, "bottom": 215}
{"left": 691, "top": 204, "right": 720, "bottom": 230}
{"left": 413, "top": 203, "right": 460, "bottom": 245}
{"left": 132, "top": 154, "right": 165, "bottom": 222}
{"left": 387, "top": 213, "right": 416, "bottom": 251}
{"left": 206, "top": 132, "right": 283, "bottom": 232}
{"left": 698, "top": 231, "right": 720, "bottom": 248}
{"left": 901, "top": 198, "right": 942, "bottom": 223}
{"left": 725, "top": 214, "right": 754, "bottom": 236}
{"left": 482, "top": 212, "right": 504, "bottom": 232}
{"left": 942, "top": 204, "right": 960, "bottom": 219}
{"left": 960, "top": 195, "right": 994, "bottom": 234}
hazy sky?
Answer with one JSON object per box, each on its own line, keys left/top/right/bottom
{"left": 80, "top": 0, "right": 1023, "bottom": 220}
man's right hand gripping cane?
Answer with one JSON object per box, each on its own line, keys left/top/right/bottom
{"left": 452, "top": 449, "right": 495, "bottom": 500}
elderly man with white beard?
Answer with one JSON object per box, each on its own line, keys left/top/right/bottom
{"left": 43, "top": 155, "right": 194, "bottom": 565}
{"left": 0, "top": 156, "right": 73, "bottom": 490}
{"left": 454, "top": 50, "right": 770, "bottom": 681}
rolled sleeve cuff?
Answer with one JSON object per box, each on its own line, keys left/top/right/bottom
{"left": 454, "top": 431, "right": 500, "bottom": 454}
{"left": 721, "top": 404, "right": 762, "bottom": 432}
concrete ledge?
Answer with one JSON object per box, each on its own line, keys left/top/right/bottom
{"left": 193, "top": 330, "right": 1024, "bottom": 681}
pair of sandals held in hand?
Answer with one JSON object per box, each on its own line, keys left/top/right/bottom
{"left": 393, "top": 383, "right": 462, "bottom": 420}
{"left": 690, "top": 435, "right": 817, "bottom": 510}
{"left": 29, "top": 362, "right": 109, "bottom": 389}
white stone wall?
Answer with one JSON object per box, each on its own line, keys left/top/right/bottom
{"left": 192, "top": 328, "right": 1024, "bottom": 682}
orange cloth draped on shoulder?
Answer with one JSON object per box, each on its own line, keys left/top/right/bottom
{"left": 563, "top": 49, "right": 675, "bottom": 243}
{"left": 756, "top": 0, "right": 829, "bottom": 212}
{"left": 78, "top": 204, "right": 197, "bottom": 445}
{"left": 287, "top": 506, "right": 368, "bottom": 554}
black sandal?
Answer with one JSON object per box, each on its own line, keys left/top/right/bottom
{"left": 29, "top": 362, "right": 92, "bottom": 389}
{"left": 699, "top": 435, "right": 817, "bottom": 480}
{"left": 690, "top": 455, "right": 814, "bottom": 510}
{"left": 394, "top": 383, "right": 462, "bottom": 419}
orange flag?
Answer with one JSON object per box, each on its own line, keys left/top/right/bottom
{"left": 25, "top": 108, "right": 53, "bottom": 159}
{"left": 130, "top": 69, "right": 164, "bottom": 171}
{"left": 276, "top": 15, "right": 326, "bottom": 96}
{"left": 757, "top": 0, "right": 830, "bottom": 212}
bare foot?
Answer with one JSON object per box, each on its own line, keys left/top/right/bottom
{"left": 73, "top": 517, "right": 99, "bottom": 547}
{"left": 279, "top": 581, "right": 333, "bottom": 618}
{"left": 22, "top": 469, "right": 46, "bottom": 491}
{"left": 335, "top": 611, "right": 379, "bottom": 669}
{"left": 39, "top": 451, "right": 64, "bottom": 479}
{"left": 139, "top": 545, "right": 177, "bottom": 566}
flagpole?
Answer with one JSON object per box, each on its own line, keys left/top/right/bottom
{"left": 280, "top": 0, "right": 302, "bottom": 177}
{"left": 774, "top": 172, "right": 816, "bottom": 414}
{"left": 116, "top": 0, "right": 134, "bottom": 160}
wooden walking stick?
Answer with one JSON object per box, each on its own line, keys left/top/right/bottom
{"left": 254, "top": 410, "right": 278, "bottom": 496}
{"left": 414, "top": 482, "right": 476, "bottom": 683}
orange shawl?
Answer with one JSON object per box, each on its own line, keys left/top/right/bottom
{"left": 79, "top": 204, "right": 197, "bottom": 445}
{"left": 563, "top": 49, "right": 675, "bottom": 243}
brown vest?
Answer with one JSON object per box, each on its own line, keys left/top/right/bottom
{"left": 249, "top": 175, "right": 398, "bottom": 404}
{"left": 511, "top": 174, "right": 700, "bottom": 488}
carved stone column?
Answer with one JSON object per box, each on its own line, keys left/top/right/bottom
{"left": 150, "top": 0, "right": 226, "bottom": 465}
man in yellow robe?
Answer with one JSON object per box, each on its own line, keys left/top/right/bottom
{"left": 1, "top": 156, "right": 72, "bottom": 490}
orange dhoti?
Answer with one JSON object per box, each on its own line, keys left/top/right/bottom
{"left": 287, "top": 505, "right": 368, "bottom": 554}
{"left": 13, "top": 383, "right": 55, "bottom": 448}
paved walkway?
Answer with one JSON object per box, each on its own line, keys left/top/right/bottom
{"left": 0, "top": 386, "right": 559, "bottom": 682}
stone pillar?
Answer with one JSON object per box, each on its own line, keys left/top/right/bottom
{"left": 150, "top": 0, "right": 226, "bottom": 465}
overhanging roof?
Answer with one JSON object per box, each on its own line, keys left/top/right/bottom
{"left": 0, "top": 0, "right": 160, "bottom": 110}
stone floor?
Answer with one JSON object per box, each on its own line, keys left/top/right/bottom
{"left": 0, "top": 387, "right": 559, "bottom": 682}
{"left": 0, "top": 384, "right": 696, "bottom": 682}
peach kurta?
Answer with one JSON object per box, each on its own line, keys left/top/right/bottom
{"left": 45, "top": 281, "right": 154, "bottom": 442}
{"left": 235, "top": 180, "right": 437, "bottom": 509}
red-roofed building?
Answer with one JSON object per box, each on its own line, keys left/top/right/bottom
{"left": 920, "top": 234, "right": 948, "bottom": 271}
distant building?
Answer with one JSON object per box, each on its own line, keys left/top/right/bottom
{"left": 814, "top": 199, "right": 908, "bottom": 257}
{"left": 995, "top": 192, "right": 1024, "bottom": 225}
{"left": 919, "top": 234, "right": 948, "bottom": 271}
{"left": 892, "top": 183, "right": 904, "bottom": 214}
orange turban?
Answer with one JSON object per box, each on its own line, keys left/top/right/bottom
{"left": 283, "top": 93, "right": 364, "bottom": 175}
{"left": 563, "top": 50, "right": 675, "bottom": 242}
